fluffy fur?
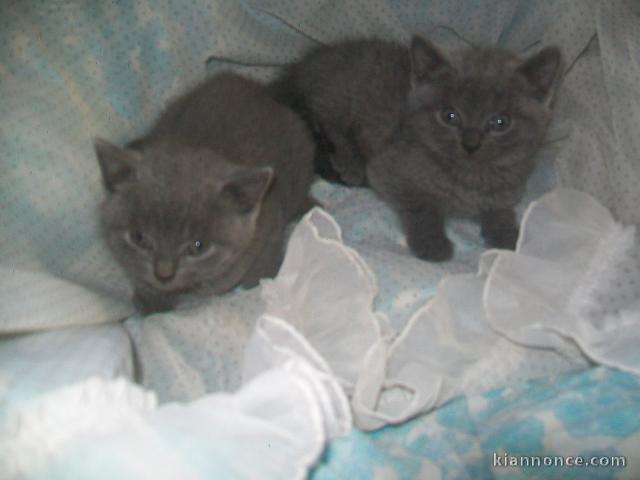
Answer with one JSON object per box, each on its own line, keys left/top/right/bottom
{"left": 95, "top": 73, "right": 315, "bottom": 313}
{"left": 274, "top": 36, "right": 562, "bottom": 261}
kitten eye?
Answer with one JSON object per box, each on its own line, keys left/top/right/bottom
{"left": 127, "top": 230, "right": 151, "bottom": 250}
{"left": 488, "top": 114, "right": 511, "bottom": 133}
{"left": 187, "top": 240, "right": 206, "bottom": 256}
{"left": 439, "top": 108, "right": 461, "bottom": 127}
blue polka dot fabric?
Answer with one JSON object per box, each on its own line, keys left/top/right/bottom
{"left": 313, "top": 367, "right": 640, "bottom": 479}
{"left": 1, "top": 1, "right": 639, "bottom": 478}
{"left": 3, "top": 0, "right": 636, "bottom": 333}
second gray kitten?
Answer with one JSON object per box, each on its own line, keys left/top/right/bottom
{"left": 95, "top": 73, "right": 315, "bottom": 314}
{"left": 274, "top": 36, "right": 562, "bottom": 261}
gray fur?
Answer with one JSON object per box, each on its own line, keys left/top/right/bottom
{"left": 275, "top": 36, "right": 562, "bottom": 260}
{"left": 95, "top": 73, "right": 315, "bottom": 313}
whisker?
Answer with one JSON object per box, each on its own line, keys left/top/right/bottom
{"left": 562, "top": 33, "right": 597, "bottom": 80}
{"left": 519, "top": 40, "right": 542, "bottom": 54}
{"left": 250, "top": 6, "right": 328, "bottom": 47}
{"left": 541, "top": 132, "right": 572, "bottom": 147}
{"left": 429, "top": 24, "right": 474, "bottom": 47}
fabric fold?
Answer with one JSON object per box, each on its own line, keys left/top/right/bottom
{"left": 1, "top": 361, "right": 345, "bottom": 480}
{"left": 485, "top": 189, "right": 639, "bottom": 372}
{"left": 5, "top": 189, "right": 638, "bottom": 475}
{"left": 346, "top": 189, "right": 637, "bottom": 429}
{"left": 260, "top": 208, "right": 391, "bottom": 394}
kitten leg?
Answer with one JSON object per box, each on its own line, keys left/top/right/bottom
{"left": 398, "top": 205, "right": 453, "bottom": 262}
{"left": 480, "top": 208, "right": 519, "bottom": 249}
{"left": 240, "top": 233, "right": 285, "bottom": 289}
{"left": 133, "top": 287, "right": 178, "bottom": 315}
{"left": 298, "top": 195, "right": 320, "bottom": 216}
{"left": 324, "top": 126, "right": 367, "bottom": 186}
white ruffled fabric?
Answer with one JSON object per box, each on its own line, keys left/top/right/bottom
{"left": 355, "top": 189, "right": 638, "bottom": 429}
{"left": 254, "top": 189, "right": 638, "bottom": 430}
{"left": 259, "top": 208, "right": 393, "bottom": 394}
{"left": 1, "top": 360, "right": 350, "bottom": 480}
{"left": 1, "top": 378, "right": 157, "bottom": 477}
{"left": 487, "top": 190, "right": 638, "bottom": 368}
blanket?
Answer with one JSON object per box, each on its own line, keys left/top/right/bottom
{"left": 2, "top": 1, "right": 640, "bottom": 478}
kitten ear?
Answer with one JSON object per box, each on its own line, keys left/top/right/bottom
{"left": 221, "top": 167, "right": 274, "bottom": 214}
{"left": 517, "top": 47, "right": 563, "bottom": 101}
{"left": 94, "top": 138, "right": 139, "bottom": 192}
{"left": 410, "top": 35, "right": 453, "bottom": 83}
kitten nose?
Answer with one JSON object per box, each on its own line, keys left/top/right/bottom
{"left": 462, "top": 130, "right": 483, "bottom": 154}
{"left": 154, "top": 259, "right": 176, "bottom": 282}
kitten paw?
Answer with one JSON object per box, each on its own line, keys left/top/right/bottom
{"left": 328, "top": 154, "right": 367, "bottom": 186}
{"left": 482, "top": 226, "right": 519, "bottom": 250}
{"left": 408, "top": 234, "right": 454, "bottom": 262}
{"left": 481, "top": 209, "right": 519, "bottom": 250}
{"left": 335, "top": 163, "right": 367, "bottom": 186}
{"left": 133, "top": 290, "right": 177, "bottom": 315}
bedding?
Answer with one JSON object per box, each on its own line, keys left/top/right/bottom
{"left": 313, "top": 367, "right": 640, "bottom": 480}
{"left": 4, "top": 363, "right": 639, "bottom": 479}
{"left": 4, "top": 188, "right": 638, "bottom": 479}
{"left": 0, "top": 324, "right": 133, "bottom": 409}
{"left": 1, "top": 0, "right": 640, "bottom": 479}
{"left": 2, "top": 0, "right": 637, "bottom": 333}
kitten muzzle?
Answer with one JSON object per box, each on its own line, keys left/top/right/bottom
{"left": 462, "top": 129, "right": 483, "bottom": 154}
{"left": 154, "top": 258, "right": 177, "bottom": 283}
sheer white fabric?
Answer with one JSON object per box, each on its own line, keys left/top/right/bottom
{"left": 2, "top": 361, "right": 349, "bottom": 480}
{"left": 487, "top": 190, "right": 639, "bottom": 374}
{"left": 260, "top": 209, "right": 392, "bottom": 394}
{"left": 250, "top": 190, "right": 638, "bottom": 430}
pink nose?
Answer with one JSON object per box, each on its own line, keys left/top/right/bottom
{"left": 154, "top": 259, "right": 176, "bottom": 282}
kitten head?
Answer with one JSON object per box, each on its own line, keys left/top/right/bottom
{"left": 95, "top": 139, "right": 274, "bottom": 296}
{"left": 406, "top": 35, "right": 562, "bottom": 177}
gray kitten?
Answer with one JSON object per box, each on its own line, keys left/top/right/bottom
{"left": 95, "top": 73, "right": 315, "bottom": 314}
{"left": 275, "top": 36, "right": 562, "bottom": 261}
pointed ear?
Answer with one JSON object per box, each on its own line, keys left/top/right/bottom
{"left": 517, "top": 47, "right": 563, "bottom": 101}
{"left": 221, "top": 167, "right": 275, "bottom": 214}
{"left": 410, "top": 35, "right": 453, "bottom": 83}
{"left": 94, "top": 138, "right": 139, "bottom": 192}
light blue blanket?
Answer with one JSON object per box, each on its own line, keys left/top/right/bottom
{"left": 2, "top": 1, "right": 639, "bottom": 478}
{"left": 3, "top": 327, "right": 638, "bottom": 479}
{"left": 0, "top": 0, "right": 606, "bottom": 333}
{"left": 314, "top": 367, "right": 640, "bottom": 479}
